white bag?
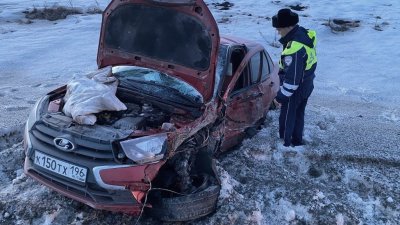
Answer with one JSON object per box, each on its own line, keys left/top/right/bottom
{"left": 63, "top": 66, "right": 127, "bottom": 125}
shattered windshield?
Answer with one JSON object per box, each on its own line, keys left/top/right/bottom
{"left": 113, "top": 66, "right": 203, "bottom": 105}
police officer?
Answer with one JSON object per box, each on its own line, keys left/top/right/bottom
{"left": 272, "top": 8, "right": 317, "bottom": 147}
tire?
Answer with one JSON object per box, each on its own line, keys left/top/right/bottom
{"left": 147, "top": 184, "right": 221, "bottom": 222}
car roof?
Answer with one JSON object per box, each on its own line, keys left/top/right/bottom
{"left": 220, "top": 35, "right": 262, "bottom": 49}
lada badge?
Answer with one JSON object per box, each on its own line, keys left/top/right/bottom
{"left": 53, "top": 137, "right": 75, "bottom": 152}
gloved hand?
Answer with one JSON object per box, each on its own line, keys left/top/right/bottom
{"left": 273, "top": 99, "right": 281, "bottom": 109}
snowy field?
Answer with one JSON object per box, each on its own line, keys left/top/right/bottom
{"left": 1, "top": 0, "right": 400, "bottom": 224}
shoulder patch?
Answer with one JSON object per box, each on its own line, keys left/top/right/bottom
{"left": 284, "top": 56, "right": 293, "bottom": 66}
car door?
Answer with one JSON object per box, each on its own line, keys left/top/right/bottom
{"left": 259, "top": 50, "right": 279, "bottom": 114}
{"left": 219, "top": 50, "right": 264, "bottom": 150}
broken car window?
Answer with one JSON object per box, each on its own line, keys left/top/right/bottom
{"left": 113, "top": 66, "right": 203, "bottom": 105}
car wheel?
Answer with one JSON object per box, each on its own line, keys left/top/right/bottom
{"left": 147, "top": 174, "right": 220, "bottom": 222}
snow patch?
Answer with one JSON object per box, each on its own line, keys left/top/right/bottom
{"left": 241, "top": 128, "right": 274, "bottom": 161}
{"left": 343, "top": 169, "right": 368, "bottom": 187}
{"left": 71, "top": 212, "right": 84, "bottom": 225}
{"left": 216, "top": 164, "right": 242, "bottom": 201}
{"left": 12, "top": 170, "right": 26, "bottom": 185}
{"left": 274, "top": 198, "right": 312, "bottom": 223}
{"left": 285, "top": 209, "right": 296, "bottom": 222}
{"left": 42, "top": 210, "right": 61, "bottom": 225}
{"left": 336, "top": 213, "right": 344, "bottom": 225}
{"left": 381, "top": 109, "right": 400, "bottom": 122}
{"left": 3, "top": 212, "right": 10, "bottom": 219}
{"left": 249, "top": 210, "right": 264, "bottom": 225}
{"left": 313, "top": 191, "right": 326, "bottom": 200}
{"left": 347, "top": 193, "right": 383, "bottom": 223}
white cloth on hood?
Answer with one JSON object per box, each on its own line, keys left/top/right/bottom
{"left": 63, "top": 66, "right": 127, "bottom": 125}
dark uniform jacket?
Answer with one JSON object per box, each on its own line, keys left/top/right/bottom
{"left": 276, "top": 25, "right": 317, "bottom": 103}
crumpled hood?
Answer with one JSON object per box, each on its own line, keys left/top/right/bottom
{"left": 97, "top": 0, "right": 220, "bottom": 102}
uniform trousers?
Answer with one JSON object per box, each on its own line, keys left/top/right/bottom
{"left": 279, "top": 78, "right": 314, "bottom": 146}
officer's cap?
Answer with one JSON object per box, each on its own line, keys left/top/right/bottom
{"left": 272, "top": 8, "right": 299, "bottom": 28}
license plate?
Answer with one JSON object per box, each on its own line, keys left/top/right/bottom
{"left": 34, "top": 151, "right": 87, "bottom": 183}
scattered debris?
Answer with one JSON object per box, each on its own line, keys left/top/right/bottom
{"left": 218, "top": 17, "right": 231, "bottom": 24}
{"left": 288, "top": 4, "right": 308, "bottom": 11}
{"left": 23, "top": 6, "right": 82, "bottom": 21}
{"left": 0, "top": 28, "right": 16, "bottom": 34}
{"left": 332, "top": 19, "right": 360, "bottom": 26}
{"left": 373, "top": 16, "right": 389, "bottom": 31}
{"left": 16, "top": 19, "right": 33, "bottom": 24}
{"left": 323, "top": 18, "right": 361, "bottom": 32}
{"left": 212, "top": 1, "right": 234, "bottom": 10}
{"left": 271, "top": 1, "right": 281, "bottom": 5}
{"left": 86, "top": 6, "right": 103, "bottom": 15}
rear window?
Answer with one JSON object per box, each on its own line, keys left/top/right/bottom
{"left": 105, "top": 4, "right": 212, "bottom": 71}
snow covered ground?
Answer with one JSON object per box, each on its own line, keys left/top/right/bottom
{"left": 1, "top": 0, "right": 399, "bottom": 224}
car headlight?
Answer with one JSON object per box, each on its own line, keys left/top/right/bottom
{"left": 26, "top": 96, "right": 48, "bottom": 130}
{"left": 119, "top": 133, "right": 167, "bottom": 164}
{"left": 24, "top": 96, "right": 48, "bottom": 155}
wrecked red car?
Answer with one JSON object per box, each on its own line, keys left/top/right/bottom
{"left": 23, "top": 0, "right": 279, "bottom": 221}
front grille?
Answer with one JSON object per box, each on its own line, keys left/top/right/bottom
{"left": 27, "top": 113, "right": 140, "bottom": 205}
{"left": 31, "top": 122, "right": 114, "bottom": 161}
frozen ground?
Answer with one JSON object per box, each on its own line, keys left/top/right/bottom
{"left": 1, "top": 0, "right": 399, "bottom": 224}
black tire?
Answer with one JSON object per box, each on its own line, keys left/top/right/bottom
{"left": 147, "top": 184, "right": 221, "bottom": 222}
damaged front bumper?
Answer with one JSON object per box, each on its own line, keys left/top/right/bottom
{"left": 24, "top": 141, "right": 164, "bottom": 215}
{"left": 24, "top": 158, "right": 142, "bottom": 214}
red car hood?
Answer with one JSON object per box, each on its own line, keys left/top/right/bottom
{"left": 97, "top": 0, "right": 220, "bottom": 102}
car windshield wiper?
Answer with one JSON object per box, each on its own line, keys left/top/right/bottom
{"left": 125, "top": 78, "right": 201, "bottom": 106}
